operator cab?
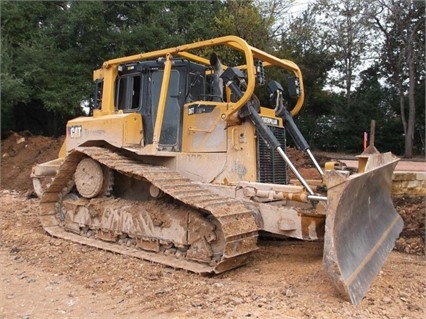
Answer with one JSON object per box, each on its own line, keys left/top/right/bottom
{"left": 111, "top": 59, "right": 219, "bottom": 151}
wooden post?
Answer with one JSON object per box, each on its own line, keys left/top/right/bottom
{"left": 370, "top": 120, "right": 376, "bottom": 146}
{"left": 363, "top": 132, "right": 368, "bottom": 150}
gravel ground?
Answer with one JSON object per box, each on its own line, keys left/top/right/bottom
{"left": 0, "top": 190, "right": 425, "bottom": 319}
{"left": 1, "top": 133, "right": 424, "bottom": 318}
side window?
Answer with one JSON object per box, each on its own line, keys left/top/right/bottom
{"left": 94, "top": 79, "right": 103, "bottom": 109}
{"left": 187, "top": 71, "right": 205, "bottom": 102}
{"left": 116, "top": 74, "right": 142, "bottom": 110}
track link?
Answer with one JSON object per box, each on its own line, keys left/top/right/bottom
{"left": 39, "top": 146, "right": 258, "bottom": 274}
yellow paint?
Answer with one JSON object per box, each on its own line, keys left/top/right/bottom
{"left": 65, "top": 113, "right": 143, "bottom": 151}
{"left": 69, "top": 35, "right": 305, "bottom": 183}
{"left": 182, "top": 102, "right": 228, "bottom": 153}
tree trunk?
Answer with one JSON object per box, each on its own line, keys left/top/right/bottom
{"left": 397, "top": 79, "right": 407, "bottom": 138}
{"left": 405, "top": 41, "right": 416, "bottom": 158}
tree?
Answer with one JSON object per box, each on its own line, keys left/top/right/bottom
{"left": 336, "top": 66, "right": 404, "bottom": 153}
{"left": 213, "top": 0, "right": 274, "bottom": 50}
{"left": 1, "top": 36, "right": 31, "bottom": 131}
{"left": 312, "top": 0, "right": 374, "bottom": 108}
{"left": 0, "top": 1, "right": 226, "bottom": 135}
{"left": 372, "top": 0, "right": 425, "bottom": 157}
{"left": 276, "top": 6, "right": 337, "bottom": 149}
{"left": 253, "top": 0, "right": 294, "bottom": 41}
{"left": 1, "top": 1, "right": 75, "bottom": 135}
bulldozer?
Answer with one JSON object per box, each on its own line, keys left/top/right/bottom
{"left": 31, "top": 36, "right": 403, "bottom": 305}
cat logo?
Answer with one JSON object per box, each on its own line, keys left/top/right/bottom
{"left": 68, "top": 125, "right": 82, "bottom": 138}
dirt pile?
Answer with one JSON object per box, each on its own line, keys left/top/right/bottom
{"left": 1, "top": 132, "right": 64, "bottom": 192}
{"left": 394, "top": 196, "right": 425, "bottom": 255}
{"left": 286, "top": 146, "right": 324, "bottom": 180}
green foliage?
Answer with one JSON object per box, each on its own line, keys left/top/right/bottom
{"left": 275, "top": 7, "right": 337, "bottom": 150}
{"left": 0, "top": 0, "right": 226, "bottom": 134}
{"left": 0, "top": 0, "right": 422, "bottom": 155}
{"left": 1, "top": 37, "right": 31, "bottom": 129}
{"left": 214, "top": 0, "right": 273, "bottom": 50}
{"left": 275, "top": 0, "right": 424, "bottom": 155}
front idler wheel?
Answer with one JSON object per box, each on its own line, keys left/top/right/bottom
{"left": 74, "top": 157, "right": 110, "bottom": 198}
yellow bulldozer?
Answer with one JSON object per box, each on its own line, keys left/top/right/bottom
{"left": 31, "top": 36, "right": 403, "bottom": 304}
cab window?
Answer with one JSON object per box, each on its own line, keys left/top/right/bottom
{"left": 116, "top": 74, "right": 142, "bottom": 110}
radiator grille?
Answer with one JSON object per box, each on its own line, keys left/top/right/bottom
{"left": 256, "top": 126, "right": 288, "bottom": 184}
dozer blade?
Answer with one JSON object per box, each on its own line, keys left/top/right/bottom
{"left": 323, "top": 152, "right": 403, "bottom": 305}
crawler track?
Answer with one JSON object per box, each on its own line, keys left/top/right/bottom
{"left": 39, "top": 146, "right": 258, "bottom": 274}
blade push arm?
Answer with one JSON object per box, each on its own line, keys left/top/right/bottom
{"left": 221, "top": 68, "right": 326, "bottom": 201}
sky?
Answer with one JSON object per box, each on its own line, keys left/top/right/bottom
{"left": 287, "top": 0, "right": 312, "bottom": 16}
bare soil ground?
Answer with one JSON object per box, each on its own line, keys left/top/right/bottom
{"left": 1, "top": 132, "right": 425, "bottom": 319}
